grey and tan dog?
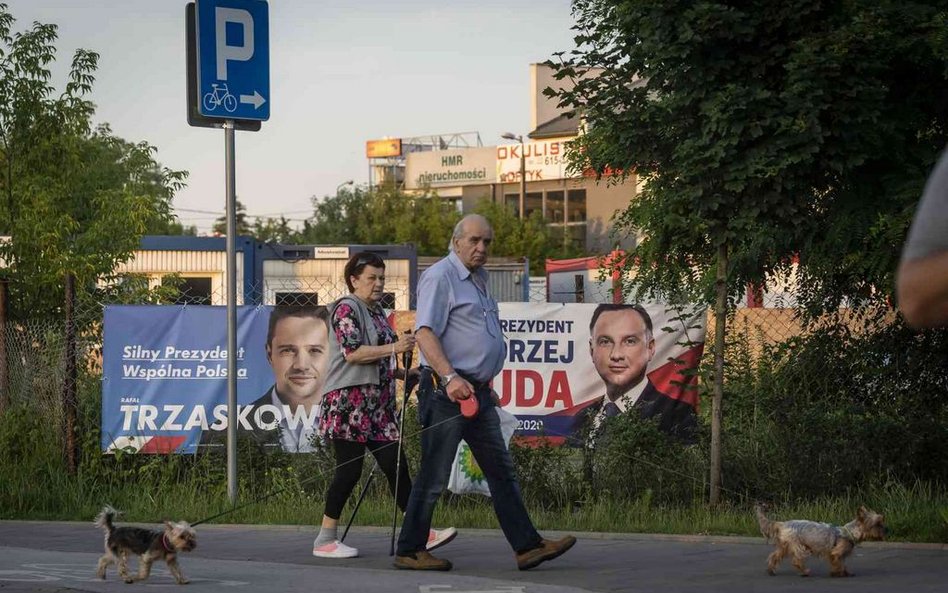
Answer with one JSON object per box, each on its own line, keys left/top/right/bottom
{"left": 94, "top": 505, "right": 197, "bottom": 584}
{"left": 755, "top": 503, "right": 886, "bottom": 577}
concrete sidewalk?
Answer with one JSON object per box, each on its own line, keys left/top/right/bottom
{"left": 0, "top": 521, "right": 944, "bottom": 593}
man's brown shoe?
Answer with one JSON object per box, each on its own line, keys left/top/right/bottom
{"left": 516, "top": 536, "right": 577, "bottom": 570}
{"left": 393, "top": 551, "right": 452, "bottom": 571}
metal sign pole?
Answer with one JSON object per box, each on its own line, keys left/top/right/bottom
{"left": 192, "top": 0, "right": 267, "bottom": 504}
{"left": 224, "top": 119, "right": 238, "bottom": 504}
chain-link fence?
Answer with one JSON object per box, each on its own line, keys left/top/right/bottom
{"left": 2, "top": 270, "right": 945, "bottom": 503}
{"left": 0, "top": 273, "right": 906, "bottom": 411}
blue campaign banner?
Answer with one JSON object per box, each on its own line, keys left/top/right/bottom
{"left": 102, "top": 305, "right": 294, "bottom": 454}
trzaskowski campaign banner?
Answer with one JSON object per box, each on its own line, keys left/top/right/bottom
{"left": 494, "top": 303, "right": 706, "bottom": 444}
{"left": 102, "top": 305, "right": 325, "bottom": 455}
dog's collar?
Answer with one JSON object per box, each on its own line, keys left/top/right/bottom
{"left": 838, "top": 525, "right": 857, "bottom": 544}
{"left": 161, "top": 533, "right": 175, "bottom": 553}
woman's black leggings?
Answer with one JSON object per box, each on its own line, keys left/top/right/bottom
{"left": 323, "top": 439, "right": 412, "bottom": 520}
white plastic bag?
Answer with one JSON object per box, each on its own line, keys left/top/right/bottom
{"left": 447, "top": 406, "right": 517, "bottom": 497}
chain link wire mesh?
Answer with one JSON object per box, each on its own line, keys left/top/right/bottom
{"left": 3, "top": 268, "right": 945, "bottom": 502}
{"left": 0, "top": 273, "right": 890, "bottom": 411}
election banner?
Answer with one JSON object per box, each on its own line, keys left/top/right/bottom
{"left": 102, "top": 302, "right": 705, "bottom": 454}
{"left": 102, "top": 305, "right": 325, "bottom": 455}
{"left": 493, "top": 302, "right": 706, "bottom": 443}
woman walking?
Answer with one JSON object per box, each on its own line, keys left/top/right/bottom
{"left": 313, "top": 251, "right": 456, "bottom": 558}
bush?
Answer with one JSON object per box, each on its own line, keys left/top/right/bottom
{"left": 510, "top": 437, "right": 582, "bottom": 509}
{"left": 717, "top": 314, "right": 948, "bottom": 501}
{"left": 584, "top": 412, "right": 708, "bottom": 504}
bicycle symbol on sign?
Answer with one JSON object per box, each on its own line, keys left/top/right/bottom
{"left": 203, "top": 83, "right": 238, "bottom": 113}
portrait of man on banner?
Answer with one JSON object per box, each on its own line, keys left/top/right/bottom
{"left": 201, "top": 305, "right": 331, "bottom": 453}
{"left": 566, "top": 303, "right": 698, "bottom": 446}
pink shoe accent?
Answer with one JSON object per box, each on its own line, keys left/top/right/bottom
{"left": 426, "top": 527, "right": 458, "bottom": 551}
{"left": 312, "top": 539, "right": 359, "bottom": 558}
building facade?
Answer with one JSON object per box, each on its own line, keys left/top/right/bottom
{"left": 112, "top": 237, "right": 419, "bottom": 308}
{"left": 367, "top": 64, "right": 638, "bottom": 254}
{"left": 113, "top": 237, "right": 532, "bottom": 306}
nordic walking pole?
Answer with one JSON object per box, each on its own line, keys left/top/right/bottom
{"left": 340, "top": 460, "right": 378, "bottom": 543}
{"left": 390, "top": 333, "right": 413, "bottom": 556}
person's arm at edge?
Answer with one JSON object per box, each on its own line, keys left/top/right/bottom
{"left": 897, "top": 250, "right": 948, "bottom": 328}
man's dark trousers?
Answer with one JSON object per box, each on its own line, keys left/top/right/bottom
{"left": 396, "top": 371, "right": 542, "bottom": 555}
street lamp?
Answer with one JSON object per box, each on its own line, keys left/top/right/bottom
{"left": 501, "top": 132, "right": 526, "bottom": 219}
{"left": 336, "top": 179, "right": 354, "bottom": 194}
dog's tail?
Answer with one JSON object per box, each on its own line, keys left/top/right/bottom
{"left": 94, "top": 505, "right": 120, "bottom": 534}
{"left": 755, "top": 503, "right": 778, "bottom": 541}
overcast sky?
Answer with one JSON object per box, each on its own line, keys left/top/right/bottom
{"left": 9, "top": 0, "right": 577, "bottom": 233}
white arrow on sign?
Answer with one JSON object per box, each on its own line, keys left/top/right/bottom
{"left": 239, "top": 90, "right": 266, "bottom": 109}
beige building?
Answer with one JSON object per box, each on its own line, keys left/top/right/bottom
{"left": 370, "top": 64, "right": 637, "bottom": 253}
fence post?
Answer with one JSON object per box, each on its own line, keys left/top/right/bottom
{"left": 709, "top": 242, "right": 728, "bottom": 505}
{"left": 63, "top": 273, "right": 78, "bottom": 474}
{"left": 0, "top": 277, "right": 7, "bottom": 414}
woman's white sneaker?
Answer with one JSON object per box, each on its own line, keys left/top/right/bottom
{"left": 426, "top": 527, "right": 458, "bottom": 551}
{"left": 312, "top": 539, "right": 359, "bottom": 558}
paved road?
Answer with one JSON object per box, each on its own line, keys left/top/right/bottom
{"left": 0, "top": 521, "right": 944, "bottom": 593}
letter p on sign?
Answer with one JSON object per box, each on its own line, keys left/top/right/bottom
{"left": 215, "top": 7, "right": 253, "bottom": 81}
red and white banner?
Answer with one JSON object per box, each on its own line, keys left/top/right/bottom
{"left": 495, "top": 302, "right": 706, "bottom": 442}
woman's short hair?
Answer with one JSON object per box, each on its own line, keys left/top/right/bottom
{"left": 344, "top": 251, "right": 385, "bottom": 292}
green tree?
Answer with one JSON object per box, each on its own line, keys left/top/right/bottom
{"left": 548, "top": 0, "right": 948, "bottom": 502}
{"left": 212, "top": 198, "right": 250, "bottom": 236}
{"left": 299, "top": 185, "right": 367, "bottom": 244}
{"left": 301, "top": 182, "right": 584, "bottom": 271}
{"left": 0, "top": 5, "right": 186, "bottom": 320}
{"left": 474, "top": 200, "right": 584, "bottom": 274}
{"left": 160, "top": 219, "right": 199, "bottom": 236}
{"left": 300, "top": 184, "right": 459, "bottom": 254}
{"left": 252, "top": 215, "right": 296, "bottom": 243}
{"left": 356, "top": 185, "right": 460, "bottom": 255}
{"left": 0, "top": 4, "right": 186, "bottom": 470}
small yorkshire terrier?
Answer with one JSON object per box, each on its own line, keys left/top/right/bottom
{"left": 94, "top": 505, "right": 197, "bottom": 584}
{"left": 755, "top": 503, "right": 886, "bottom": 577}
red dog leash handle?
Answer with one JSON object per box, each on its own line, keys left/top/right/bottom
{"left": 459, "top": 394, "right": 479, "bottom": 419}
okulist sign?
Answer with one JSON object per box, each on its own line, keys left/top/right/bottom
{"left": 496, "top": 138, "right": 572, "bottom": 183}
{"left": 405, "top": 147, "right": 496, "bottom": 189}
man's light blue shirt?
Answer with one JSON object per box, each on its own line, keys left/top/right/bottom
{"left": 414, "top": 251, "right": 505, "bottom": 383}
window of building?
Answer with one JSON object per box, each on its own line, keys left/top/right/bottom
{"left": 504, "top": 193, "right": 543, "bottom": 218}
{"left": 275, "top": 292, "right": 319, "bottom": 307}
{"left": 567, "top": 189, "right": 587, "bottom": 222}
{"left": 525, "top": 192, "right": 543, "bottom": 218}
{"left": 163, "top": 276, "right": 213, "bottom": 305}
{"left": 545, "top": 190, "right": 565, "bottom": 223}
{"left": 504, "top": 194, "right": 519, "bottom": 214}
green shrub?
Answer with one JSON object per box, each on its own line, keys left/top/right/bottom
{"left": 584, "top": 412, "right": 708, "bottom": 504}
{"left": 716, "top": 315, "right": 948, "bottom": 501}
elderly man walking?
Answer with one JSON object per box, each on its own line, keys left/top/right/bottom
{"left": 394, "top": 214, "right": 576, "bottom": 571}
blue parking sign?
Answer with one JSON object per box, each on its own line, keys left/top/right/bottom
{"left": 196, "top": 0, "right": 269, "bottom": 121}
